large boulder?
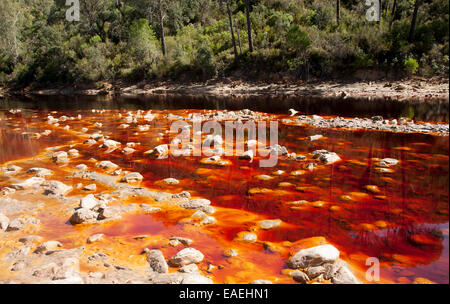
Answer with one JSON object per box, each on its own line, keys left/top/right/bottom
{"left": 324, "top": 259, "right": 361, "bottom": 284}
{"left": 52, "top": 151, "right": 69, "bottom": 163}
{"left": 147, "top": 250, "right": 169, "bottom": 273}
{"left": 180, "top": 199, "right": 211, "bottom": 210}
{"left": 27, "top": 168, "right": 53, "bottom": 177}
{"left": 69, "top": 208, "right": 98, "bottom": 225}
{"left": 312, "top": 150, "right": 341, "bottom": 164}
{"left": 79, "top": 194, "right": 100, "bottom": 210}
{"left": 288, "top": 244, "right": 340, "bottom": 269}
{"left": 40, "top": 181, "right": 73, "bottom": 196}
{"left": 170, "top": 248, "right": 204, "bottom": 267}
{"left": 11, "top": 177, "right": 45, "bottom": 190}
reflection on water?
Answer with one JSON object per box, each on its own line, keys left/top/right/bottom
{"left": 0, "top": 96, "right": 448, "bottom": 284}
{"left": 1, "top": 95, "right": 449, "bottom": 121}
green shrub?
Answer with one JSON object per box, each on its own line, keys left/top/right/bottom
{"left": 404, "top": 58, "right": 419, "bottom": 75}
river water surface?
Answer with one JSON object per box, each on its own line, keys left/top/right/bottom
{"left": 0, "top": 95, "right": 448, "bottom": 284}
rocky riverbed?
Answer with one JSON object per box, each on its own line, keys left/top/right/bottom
{"left": 0, "top": 107, "right": 448, "bottom": 284}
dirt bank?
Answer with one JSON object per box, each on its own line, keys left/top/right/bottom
{"left": 1, "top": 77, "right": 448, "bottom": 103}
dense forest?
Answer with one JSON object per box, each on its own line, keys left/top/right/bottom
{"left": 0, "top": 0, "right": 448, "bottom": 86}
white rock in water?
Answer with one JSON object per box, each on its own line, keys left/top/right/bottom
{"left": 180, "top": 199, "right": 211, "bottom": 210}
{"left": 266, "top": 144, "right": 288, "bottom": 156}
{"left": 259, "top": 220, "right": 281, "bottom": 230}
{"left": 309, "top": 135, "right": 323, "bottom": 141}
{"left": 241, "top": 232, "right": 257, "bottom": 243}
{"left": 97, "top": 161, "right": 119, "bottom": 171}
{"left": 27, "top": 168, "right": 53, "bottom": 177}
{"left": 52, "top": 151, "right": 69, "bottom": 163}
{"left": 68, "top": 149, "right": 79, "bottom": 157}
{"left": 79, "top": 194, "right": 99, "bottom": 209}
{"left": 70, "top": 208, "right": 98, "bottom": 224}
{"left": 40, "top": 181, "right": 73, "bottom": 196}
{"left": 178, "top": 264, "right": 199, "bottom": 273}
{"left": 90, "top": 133, "right": 103, "bottom": 141}
{"left": 145, "top": 144, "right": 169, "bottom": 156}
{"left": 121, "top": 147, "right": 135, "bottom": 155}
{"left": 170, "top": 248, "right": 204, "bottom": 267}
{"left": 6, "top": 165, "right": 22, "bottom": 172}
{"left": 312, "top": 150, "right": 341, "bottom": 164}
{"left": 376, "top": 158, "right": 399, "bottom": 167}
{"left": 11, "top": 177, "right": 45, "bottom": 190}
{"left": 101, "top": 140, "right": 121, "bottom": 149}
{"left": 87, "top": 233, "right": 104, "bottom": 244}
{"left": 199, "top": 216, "right": 217, "bottom": 226}
{"left": 324, "top": 260, "right": 361, "bottom": 284}
{"left": 162, "top": 178, "right": 179, "bottom": 185}
{"left": 75, "top": 164, "right": 88, "bottom": 170}
{"left": 138, "top": 125, "right": 150, "bottom": 132}
{"left": 83, "top": 184, "right": 97, "bottom": 191}
{"left": 288, "top": 244, "right": 340, "bottom": 269}
{"left": 35, "top": 241, "right": 63, "bottom": 253}
{"left": 121, "top": 172, "right": 143, "bottom": 183}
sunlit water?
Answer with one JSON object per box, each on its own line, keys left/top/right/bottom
{"left": 0, "top": 96, "right": 448, "bottom": 284}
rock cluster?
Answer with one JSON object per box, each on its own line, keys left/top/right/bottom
{"left": 293, "top": 115, "right": 449, "bottom": 135}
{"left": 287, "top": 244, "right": 361, "bottom": 284}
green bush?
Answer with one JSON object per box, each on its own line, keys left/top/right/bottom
{"left": 404, "top": 58, "right": 419, "bottom": 75}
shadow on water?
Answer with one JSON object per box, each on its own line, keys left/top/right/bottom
{"left": 1, "top": 94, "right": 448, "bottom": 122}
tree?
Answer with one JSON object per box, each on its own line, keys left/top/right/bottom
{"left": 80, "top": 0, "right": 118, "bottom": 42}
{"left": 244, "top": 0, "right": 253, "bottom": 52}
{"left": 0, "top": 0, "right": 25, "bottom": 65}
{"left": 409, "top": 0, "right": 421, "bottom": 42}
{"left": 389, "top": 0, "right": 397, "bottom": 30}
{"left": 158, "top": 0, "right": 166, "bottom": 56}
{"left": 336, "top": 0, "right": 340, "bottom": 26}
{"left": 224, "top": 0, "right": 238, "bottom": 60}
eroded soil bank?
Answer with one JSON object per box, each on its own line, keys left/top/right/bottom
{"left": 1, "top": 78, "right": 449, "bottom": 102}
{"left": 0, "top": 104, "right": 448, "bottom": 284}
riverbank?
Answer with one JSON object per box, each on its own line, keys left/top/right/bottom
{"left": 1, "top": 77, "right": 448, "bottom": 103}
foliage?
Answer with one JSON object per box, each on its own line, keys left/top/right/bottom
{"left": 404, "top": 57, "right": 419, "bottom": 75}
{"left": 0, "top": 0, "right": 448, "bottom": 85}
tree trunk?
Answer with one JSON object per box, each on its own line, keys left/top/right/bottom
{"left": 377, "top": 0, "right": 381, "bottom": 24}
{"left": 235, "top": 20, "right": 242, "bottom": 54}
{"left": 336, "top": 0, "right": 340, "bottom": 25}
{"left": 409, "top": 0, "right": 421, "bottom": 42}
{"left": 158, "top": 0, "right": 166, "bottom": 56}
{"left": 389, "top": 0, "right": 397, "bottom": 30}
{"left": 226, "top": 0, "right": 238, "bottom": 60}
{"left": 245, "top": 0, "right": 253, "bottom": 52}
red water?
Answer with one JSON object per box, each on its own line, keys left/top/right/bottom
{"left": 0, "top": 108, "right": 448, "bottom": 283}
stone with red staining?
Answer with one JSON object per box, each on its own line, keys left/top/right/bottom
{"left": 169, "top": 248, "right": 204, "bottom": 267}
{"left": 365, "top": 185, "right": 381, "bottom": 194}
